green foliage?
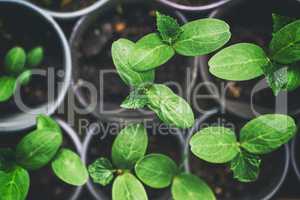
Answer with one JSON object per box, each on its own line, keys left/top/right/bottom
{"left": 209, "top": 43, "right": 267, "bottom": 81}
{"left": 174, "top": 18, "right": 231, "bottom": 56}
{"left": 0, "top": 167, "right": 29, "bottom": 200}
{"left": 121, "top": 86, "right": 149, "bottom": 109}
{"left": 112, "top": 124, "right": 148, "bottom": 169}
{"left": 190, "top": 127, "right": 240, "bottom": 163}
{"left": 135, "top": 154, "right": 178, "bottom": 188}
{"left": 112, "top": 173, "right": 148, "bottom": 200}
{"left": 129, "top": 33, "right": 175, "bottom": 72}
{"left": 37, "top": 114, "right": 61, "bottom": 132}
{"left": 26, "top": 47, "right": 44, "bottom": 68}
{"left": 0, "top": 77, "right": 16, "bottom": 102}
{"left": 190, "top": 114, "right": 297, "bottom": 182}
{"left": 156, "top": 11, "right": 182, "bottom": 44}
{"left": 88, "top": 158, "right": 115, "bottom": 186}
{"left": 5, "top": 47, "right": 26, "bottom": 74}
{"left": 272, "top": 13, "right": 295, "bottom": 33}
{"left": 17, "top": 70, "right": 32, "bottom": 86}
{"left": 51, "top": 149, "right": 88, "bottom": 186}
{"left": 230, "top": 151, "right": 261, "bottom": 182}
{"left": 172, "top": 173, "right": 216, "bottom": 200}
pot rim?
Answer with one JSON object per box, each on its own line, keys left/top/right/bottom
{"left": 156, "top": 0, "right": 234, "bottom": 12}
{"left": 291, "top": 136, "right": 300, "bottom": 181}
{"left": 26, "top": 0, "right": 111, "bottom": 20}
{"left": 69, "top": 0, "right": 197, "bottom": 123}
{"left": 0, "top": 0, "right": 72, "bottom": 132}
{"left": 183, "top": 111, "right": 290, "bottom": 200}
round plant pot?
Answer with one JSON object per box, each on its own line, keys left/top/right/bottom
{"left": 0, "top": 0, "right": 71, "bottom": 132}
{"left": 291, "top": 134, "right": 300, "bottom": 182}
{"left": 199, "top": 0, "right": 300, "bottom": 119}
{"left": 156, "top": 0, "right": 235, "bottom": 12}
{"left": 81, "top": 120, "right": 185, "bottom": 200}
{"left": 25, "top": 0, "right": 110, "bottom": 20}
{"left": 70, "top": 0, "right": 197, "bottom": 123}
{"left": 184, "top": 112, "right": 290, "bottom": 200}
{"left": 0, "top": 118, "right": 83, "bottom": 200}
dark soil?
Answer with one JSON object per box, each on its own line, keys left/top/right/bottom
{"left": 0, "top": 3, "right": 63, "bottom": 118}
{"left": 72, "top": 2, "right": 192, "bottom": 116}
{"left": 171, "top": 0, "right": 217, "bottom": 6}
{"left": 0, "top": 128, "right": 79, "bottom": 200}
{"left": 85, "top": 121, "right": 183, "bottom": 200}
{"left": 29, "top": 0, "right": 96, "bottom": 12}
{"left": 189, "top": 113, "right": 287, "bottom": 199}
{"left": 202, "top": 0, "right": 300, "bottom": 116}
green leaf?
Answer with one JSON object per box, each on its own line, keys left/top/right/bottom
{"left": 112, "top": 39, "right": 154, "bottom": 87}
{"left": 121, "top": 87, "right": 148, "bottom": 109}
{"left": 270, "top": 20, "right": 300, "bottom": 64}
{"left": 146, "top": 84, "right": 195, "bottom": 128}
{"left": 51, "top": 149, "right": 88, "bottom": 186}
{"left": 174, "top": 18, "right": 231, "bottom": 56}
{"left": 172, "top": 173, "right": 216, "bottom": 200}
{"left": 262, "top": 63, "right": 287, "bottom": 95}
{"left": 156, "top": 11, "right": 182, "bottom": 44}
{"left": 16, "top": 129, "right": 62, "bottom": 170}
{"left": 209, "top": 43, "right": 268, "bottom": 81}
{"left": 129, "top": 33, "right": 175, "bottom": 72}
{"left": 240, "top": 114, "right": 297, "bottom": 154}
{"left": 230, "top": 151, "right": 261, "bottom": 183}
{"left": 0, "top": 149, "right": 15, "bottom": 171}
{"left": 5, "top": 47, "right": 26, "bottom": 74}
{"left": 0, "top": 76, "right": 16, "bottom": 102}
{"left": 88, "top": 157, "right": 114, "bottom": 186}
{"left": 17, "top": 70, "right": 32, "bottom": 86}
{"left": 26, "top": 47, "right": 44, "bottom": 68}
{"left": 112, "top": 173, "right": 148, "bottom": 200}
{"left": 37, "top": 115, "right": 61, "bottom": 133}
{"left": 135, "top": 154, "right": 178, "bottom": 188}
{"left": 0, "top": 166, "right": 29, "bottom": 200}
{"left": 272, "top": 13, "right": 296, "bottom": 33}
{"left": 112, "top": 124, "right": 148, "bottom": 169}
{"left": 285, "top": 65, "right": 300, "bottom": 91}
{"left": 190, "top": 127, "right": 240, "bottom": 164}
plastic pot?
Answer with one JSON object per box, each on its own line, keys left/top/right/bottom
{"left": 70, "top": 0, "right": 197, "bottom": 123}
{"left": 156, "top": 0, "right": 235, "bottom": 12}
{"left": 0, "top": 118, "right": 83, "bottom": 200}
{"left": 25, "top": 0, "right": 110, "bottom": 20}
{"left": 0, "top": 0, "right": 71, "bottom": 132}
{"left": 183, "top": 111, "right": 290, "bottom": 200}
{"left": 81, "top": 120, "right": 185, "bottom": 200}
{"left": 199, "top": 0, "right": 300, "bottom": 119}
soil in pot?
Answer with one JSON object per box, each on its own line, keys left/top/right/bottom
{"left": 169, "top": 0, "right": 218, "bottom": 6}
{"left": 0, "top": 4, "right": 64, "bottom": 118}
{"left": 188, "top": 113, "right": 287, "bottom": 199}
{"left": 28, "top": 0, "right": 96, "bottom": 12}
{"left": 201, "top": 0, "right": 300, "bottom": 116}
{"left": 85, "top": 121, "right": 183, "bottom": 200}
{"left": 0, "top": 128, "right": 79, "bottom": 200}
{"left": 72, "top": 1, "right": 192, "bottom": 117}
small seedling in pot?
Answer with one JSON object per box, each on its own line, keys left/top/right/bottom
{"left": 0, "top": 115, "right": 88, "bottom": 200}
{"left": 88, "top": 123, "right": 216, "bottom": 200}
{"left": 111, "top": 12, "right": 231, "bottom": 128}
{"left": 0, "top": 46, "right": 44, "bottom": 102}
{"left": 189, "top": 114, "right": 297, "bottom": 182}
{"left": 209, "top": 14, "right": 300, "bottom": 96}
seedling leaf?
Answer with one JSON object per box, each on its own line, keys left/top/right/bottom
{"left": 112, "top": 124, "right": 148, "bottom": 169}
{"left": 172, "top": 173, "right": 216, "bottom": 200}
{"left": 272, "top": 13, "right": 296, "bottom": 33}
{"left": 240, "top": 114, "right": 297, "bottom": 154}
{"left": 51, "top": 149, "right": 88, "bottom": 186}
{"left": 174, "top": 18, "right": 231, "bottom": 56}
{"left": 112, "top": 173, "right": 148, "bottom": 200}
{"left": 17, "top": 70, "right": 32, "bottom": 86}
{"left": 27, "top": 47, "right": 44, "bottom": 68}
{"left": 5, "top": 47, "right": 26, "bottom": 74}
{"left": 121, "top": 87, "right": 148, "bottom": 109}
{"left": 135, "top": 154, "right": 178, "bottom": 188}
{"left": 209, "top": 43, "right": 268, "bottom": 81}
{"left": 88, "top": 157, "right": 114, "bottom": 186}
{"left": 0, "top": 76, "right": 16, "bottom": 102}
{"left": 190, "top": 127, "right": 240, "bottom": 163}
{"left": 37, "top": 115, "right": 61, "bottom": 133}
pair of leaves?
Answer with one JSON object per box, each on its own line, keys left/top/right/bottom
{"left": 129, "top": 17, "right": 230, "bottom": 72}
{"left": 0, "top": 46, "right": 44, "bottom": 102}
{"left": 190, "top": 114, "right": 297, "bottom": 182}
